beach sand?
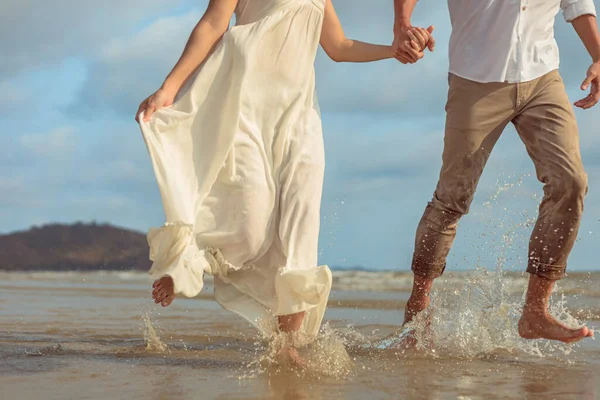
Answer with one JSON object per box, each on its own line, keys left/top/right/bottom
{"left": 1, "top": 269, "right": 599, "bottom": 399}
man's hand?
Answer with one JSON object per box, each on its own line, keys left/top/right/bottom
{"left": 392, "top": 25, "right": 435, "bottom": 64}
{"left": 575, "top": 62, "right": 600, "bottom": 109}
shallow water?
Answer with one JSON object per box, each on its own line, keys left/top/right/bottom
{"left": 1, "top": 270, "right": 600, "bottom": 400}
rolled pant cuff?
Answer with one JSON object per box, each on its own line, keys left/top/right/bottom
{"left": 411, "top": 256, "right": 446, "bottom": 279}
{"left": 526, "top": 260, "right": 566, "bottom": 281}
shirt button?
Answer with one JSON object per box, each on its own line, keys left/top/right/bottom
{"left": 522, "top": 6, "right": 526, "bottom": 10}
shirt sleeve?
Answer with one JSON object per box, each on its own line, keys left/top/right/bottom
{"left": 561, "top": 0, "right": 597, "bottom": 23}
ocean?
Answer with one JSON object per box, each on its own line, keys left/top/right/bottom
{"left": 1, "top": 268, "right": 599, "bottom": 399}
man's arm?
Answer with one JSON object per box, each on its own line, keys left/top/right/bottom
{"left": 392, "top": 0, "right": 434, "bottom": 64}
{"left": 561, "top": 0, "right": 597, "bottom": 25}
{"left": 562, "top": 0, "right": 600, "bottom": 109}
{"left": 572, "top": 15, "right": 600, "bottom": 63}
{"left": 394, "top": 0, "right": 418, "bottom": 34}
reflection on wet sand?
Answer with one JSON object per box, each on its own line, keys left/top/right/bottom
{"left": 1, "top": 271, "right": 600, "bottom": 399}
{"left": 2, "top": 334, "right": 600, "bottom": 399}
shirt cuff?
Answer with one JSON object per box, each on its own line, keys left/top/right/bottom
{"left": 562, "top": 0, "right": 597, "bottom": 22}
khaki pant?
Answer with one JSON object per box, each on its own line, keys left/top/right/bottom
{"left": 412, "top": 70, "right": 587, "bottom": 281}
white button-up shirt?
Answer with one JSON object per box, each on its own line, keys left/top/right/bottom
{"left": 447, "top": 0, "right": 597, "bottom": 83}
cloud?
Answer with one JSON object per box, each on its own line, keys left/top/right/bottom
{"left": 0, "top": 80, "right": 29, "bottom": 115}
{"left": 314, "top": 2, "right": 451, "bottom": 114}
{"left": 0, "top": 57, "right": 89, "bottom": 120}
{"left": 19, "top": 127, "right": 78, "bottom": 161}
{"left": 320, "top": 113, "right": 444, "bottom": 200}
{"left": 0, "top": 176, "right": 33, "bottom": 208}
{"left": 68, "top": 2, "right": 596, "bottom": 120}
{"left": 0, "top": 122, "right": 165, "bottom": 237}
{"left": 74, "top": 10, "right": 203, "bottom": 117}
{"left": 575, "top": 111, "right": 600, "bottom": 167}
{"left": 316, "top": 107, "right": 600, "bottom": 269}
{"left": 70, "top": 1, "right": 450, "bottom": 117}
{"left": 0, "top": 0, "right": 196, "bottom": 78}
{"left": 554, "top": 18, "right": 598, "bottom": 87}
{"left": 1, "top": 1, "right": 598, "bottom": 271}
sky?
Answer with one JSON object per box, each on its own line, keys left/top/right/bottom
{"left": 0, "top": 1, "right": 599, "bottom": 272}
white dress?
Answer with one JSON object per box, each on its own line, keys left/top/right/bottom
{"left": 138, "top": 0, "right": 332, "bottom": 339}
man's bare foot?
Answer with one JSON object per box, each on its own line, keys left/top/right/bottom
{"left": 403, "top": 294, "right": 431, "bottom": 326}
{"left": 399, "top": 275, "right": 434, "bottom": 349}
{"left": 152, "top": 276, "right": 176, "bottom": 307}
{"left": 518, "top": 311, "right": 593, "bottom": 343}
{"left": 396, "top": 306, "right": 433, "bottom": 351}
{"left": 398, "top": 311, "right": 434, "bottom": 351}
{"left": 519, "top": 274, "right": 594, "bottom": 343}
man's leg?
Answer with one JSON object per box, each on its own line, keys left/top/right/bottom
{"left": 405, "top": 75, "right": 516, "bottom": 325}
{"left": 512, "top": 70, "right": 592, "bottom": 342}
{"left": 519, "top": 275, "right": 591, "bottom": 342}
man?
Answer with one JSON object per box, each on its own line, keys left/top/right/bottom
{"left": 392, "top": 0, "right": 600, "bottom": 343}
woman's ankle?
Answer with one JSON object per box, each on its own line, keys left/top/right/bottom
{"left": 278, "top": 311, "right": 306, "bottom": 333}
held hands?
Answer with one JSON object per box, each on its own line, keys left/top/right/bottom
{"left": 135, "top": 86, "right": 178, "bottom": 123}
{"left": 392, "top": 25, "right": 435, "bottom": 64}
{"left": 574, "top": 61, "right": 600, "bottom": 109}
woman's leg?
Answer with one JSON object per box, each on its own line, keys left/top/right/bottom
{"left": 273, "top": 120, "right": 327, "bottom": 366}
{"left": 278, "top": 312, "right": 306, "bottom": 333}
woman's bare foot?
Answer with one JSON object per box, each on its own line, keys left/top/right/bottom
{"left": 152, "top": 276, "right": 176, "bottom": 307}
{"left": 276, "top": 345, "right": 307, "bottom": 368}
{"left": 518, "top": 310, "right": 593, "bottom": 343}
{"left": 276, "top": 312, "right": 307, "bottom": 367}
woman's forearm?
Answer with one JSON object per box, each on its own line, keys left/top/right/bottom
{"left": 331, "top": 40, "right": 393, "bottom": 63}
{"left": 161, "top": 20, "right": 226, "bottom": 93}
{"left": 320, "top": 0, "right": 392, "bottom": 63}
{"left": 572, "top": 14, "right": 600, "bottom": 62}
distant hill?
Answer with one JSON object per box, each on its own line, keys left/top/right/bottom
{"left": 0, "top": 222, "right": 151, "bottom": 271}
{"left": 0, "top": 222, "right": 372, "bottom": 272}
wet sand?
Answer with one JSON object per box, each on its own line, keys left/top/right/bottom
{"left": 1, "top": 270, "right": 599, "bottom": 399}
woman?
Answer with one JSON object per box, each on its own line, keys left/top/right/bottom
{"left": 136, "top": 0, "right": 432, "bottom": 346}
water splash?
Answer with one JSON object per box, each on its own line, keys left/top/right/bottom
{"left": 240, "top": 323, "right": 354, "bottom": 379}
{"left": 482, "top": 173, "right": 530, "bottom": 209}
{"left": 25, "top": 343, "right": 64, "bottom": 356}
{"left": 369, "top": 174, "right": 592, "bottom": 360}
{"left": 304, "top": 324, "right": 355, "bottom": 376}
{"left": 430, "top": 268, "right": 583, "bottom": 359}
{"left": 142, "top": 310, "right": 170, "bottom": 353}
{"left": 366, "top": 268, "right": 590, "bottom": 361}
{"left": 319, "top": 199, "right": 345, "bottom": 257}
